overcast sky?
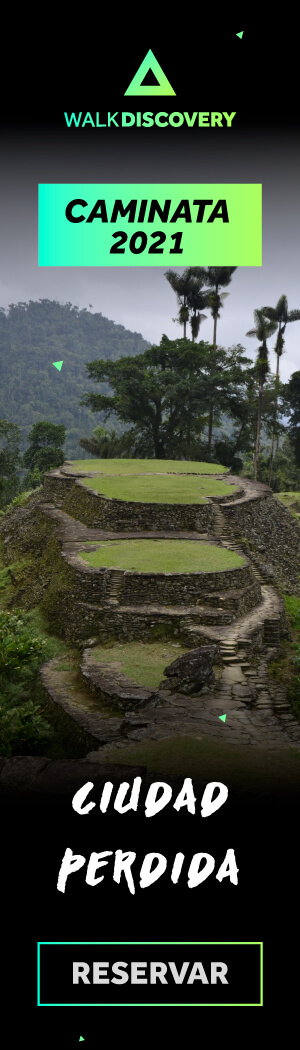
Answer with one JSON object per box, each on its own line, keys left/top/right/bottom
{"left": 1, "top": 127, "right": 299, "bottom": 383}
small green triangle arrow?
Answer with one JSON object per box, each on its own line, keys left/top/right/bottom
{"left": 53, "top": 360, "right": 63, "bottom": 371}
{"left": 236, "top": 31, "right": 244, "bottom": 38}
{"left": 219, "top": 714, "right": 227, "bottom": 722}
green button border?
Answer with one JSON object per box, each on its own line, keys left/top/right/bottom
{"left": 37, "top": 941, "right": 263, "bottom": 1006}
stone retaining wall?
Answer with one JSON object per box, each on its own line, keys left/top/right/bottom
{"left": 62, "top": 554, "right": 255, "bottom": 607}
{"left": 76, "top": 606, "right": 210, "bottom": 644}
{"left": 120, "top": 563, "right": 253, "bottom": 605}
{"left": 43, "top": 472, "right": 215, "bottom": 531}
{"left": 60, "top": 595, "right": 263, "bottom": 645}
{"left": 223, "top": 494, "right": 300, "bottom": 594}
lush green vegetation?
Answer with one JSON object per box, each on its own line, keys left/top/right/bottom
{"left": 22, "top": 421, "right": 66, "bottom": 488}
{"left": 0, "top": 300, "right": 150, "bottom": 459}
{"left": 0, "top": 560, "right": 101, "bottom": 758}
{"left": 0, "top": 419, "right": 21, "bottom": 507}
{"left": 283, "top": 595, "right": 300, "bottom": 631}
{"left": 284, "top": 369, "right": 300, "bottom": 466}
{"left": 268, "top": 595, "right": 300, "bottom": 719}
{"left": 1, "top": 291, "right": 300, "bottom": 507}
{"left": 276, "top": 491, "right": 300, "bottom": 517}
{"left": 81, "top": 334, "right": 255, "bottom": 462}
{"left": 242, "top": 439, "right": 300, "bottom": 492}
{"left": 0, "top": 609, "right": 52, "bottom": 756}
{"left": 1, "top": 283, "right": 300, "bottom": 762}
{"left": 0, "top": 487, "right": 41, "bottom": 518}
{"left": 80, "top": 473, "right": 237, "bottom": 504}
{"left": 92, "top": 640, "right": 187, "bottom": 688}
{"left": 81, "top": 539, "right": 244, "bottom": 573}
{"left": 70, "top": 457, "right": 228, "bottom": 475}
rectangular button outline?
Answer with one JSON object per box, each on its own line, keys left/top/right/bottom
{"left": 37, "top": 941, "right": 263, "bottom": 1006}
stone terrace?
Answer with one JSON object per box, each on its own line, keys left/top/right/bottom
{"left": 2, "top": 461, "right": 299, "bottom": 757}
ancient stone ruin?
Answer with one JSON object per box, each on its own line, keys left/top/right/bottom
{"left": 1, "top": 461, "right": 300, "bottom": 761}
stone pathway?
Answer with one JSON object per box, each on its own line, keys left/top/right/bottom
{"left": 41, "top": 639, "right": 300, "bottom": 756}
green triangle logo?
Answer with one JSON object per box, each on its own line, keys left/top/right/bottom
{"left": 53, "top": 360, "right": 63, "bottom": 371}
{"left": 219, "top": 714, "right": 227, "bottom": 722}
{"left": 236, "top": 31, "right": 244, "bottom": 38}
{"left": 124, "top": 49, "right": 176, "bottom": 96}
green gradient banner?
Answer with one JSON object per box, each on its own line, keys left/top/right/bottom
{"left": 39, "top": 184, "right": 262, "bottom": 267}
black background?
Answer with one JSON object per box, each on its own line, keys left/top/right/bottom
{"left": 39, "top": 941, "right": 261, "bottom": 1005}
{"left": 2, "top": 774, "right": 298, "bottom": 1040}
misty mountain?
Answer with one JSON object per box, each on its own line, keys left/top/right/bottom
{"left": 0, "top": 299, "right": 150, "bottom": 458}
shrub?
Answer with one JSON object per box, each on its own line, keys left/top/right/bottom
{"left": 0, "top": 610, "right": 46, "bottom": 673}
{"left": 0, "top": 610, "right": 52, "bottom": 755}
{"left": 0, "top": 699, "right": 52, "bottom": 757}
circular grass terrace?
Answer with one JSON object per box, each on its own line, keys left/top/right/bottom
{"left": 66, "top": 458, "right": 229, "bottom": 475}
{"left": 91, "top": 640, "right": 188, "bottom": 689}
{"left": 81, "top": 539, "right": 245, "bottom": 573}
{"left": 79, "top": 473, "right": 238, "bottom": 504}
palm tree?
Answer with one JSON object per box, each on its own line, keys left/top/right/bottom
{"left": 165, "top": 269, "right": 195, "bottom": 338}
{"left": 246, "top": 309, "right": 277, "bottom": 480}
{"left": 200, "top": 267, "right": 238, "bottom": 448}
{"left": 165, "top": 267, "right": 211, "bottom": 339}
{"left": 183, "top": 268, "right": 209, "bottom": 339}
{"left": 262, "top": 295, "right": 300, "bottom": 484}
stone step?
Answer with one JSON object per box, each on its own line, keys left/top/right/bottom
{"left": 220, "top": 648, "right": 237, "bottom": 655}
{"left": 273, "top": 704, "right": 291, "bottom": 712}
{"left": 106, "top": 570, "right": 125, "bottom": 597}
{"left": 183, "top": 607, "right": 235, "bottom": 625}
{"left": 222, "top": 657, "right": 241, "bottom": 665}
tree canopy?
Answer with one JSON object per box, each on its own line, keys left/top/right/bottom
{"left": 284, "top": 371, "right": 300, "bottom": 465}
{"left": 0, "top": 419, "right": 21, "bottom": 507}
{"left": 23, "top": 421, "right": 66, "bottom": 485}
{"left": 81, "top": 335, "right": 253, "bottom": 460}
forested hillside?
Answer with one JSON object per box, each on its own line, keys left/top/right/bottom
{"left": 0, "top": 300, "right": 150, "bottom": 458}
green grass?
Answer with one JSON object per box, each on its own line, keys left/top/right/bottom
{"left": 283, "top": 595, "right": 300, "bottom": 632}
{"left": 81, "top": 539, "right": 245, "bottom": 572}
{"left": 68, "top": 458, "right": 229, "bottom": 475}
{"left": 268, "top": 594, "right": 300, "bottom": 720}
{"left": 79, "top": 474, "right": 237, "bottom": 504}
{"left": 276, "top": 491, "right": 300, "bottom": 518}
{"left": 21, "top": 606, "right": 74, "bottom": 661}
{"left": 0, "top": 488, "right": 42, "bottom": 513}
{"left": 92, "top": 640, "right": 188, "bottom": 688}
